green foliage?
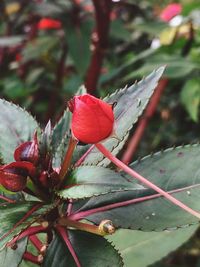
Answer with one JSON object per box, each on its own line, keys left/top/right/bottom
{"left": 79, "top": 67, "right": 165, "bottom": 166}
{"left": 109, "top": 225, "right": 198, "bottom": 267}
{"left": 181, "top": 78, "right": 200, "bottom": 122}
{"left": 0, "top": 99, "right": 39, "bottom": 163}
{"left": 43, "top": 230, "right": 123, "bottom": 267}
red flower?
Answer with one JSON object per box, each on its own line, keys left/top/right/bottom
{"left": 37, "top": 18, "right": 62, "bottom": 30}
{"left": 0, "top": 162, "right": 36, "bottom": 192}
{"left": 68, "top": 94, "right": 114, "bottom": 144}
{"left": 160, "top": 3, "right": 182, "bottom": 22}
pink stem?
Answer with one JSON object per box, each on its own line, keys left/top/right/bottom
{"left": 0, "top": 203, "right": 42, "bottom": 242}
{"left": 56, "top": 226, "right": 81, "bottom": 267}
{"left": 29, "top": 235, "right": 43, "bottom": 251}
{"left": 75, "top": 145, "right": 95, "bottom": 167}
{"left": 7, "top": 225, "right": 48, "bottom": 247}
{"left": 23, "top": 251, "right": 43, "bottom": 264}
{"left": 0, "top": 195, "right": 16, "bottom": 203}
{"left": 67, "top": 199, "right": 73, "bottom": 215}
{"left": 69, "top": 183, "right": 200, "bottom": 221}
{"left": 95, "top": 143, "right": 200, "bottom": 219}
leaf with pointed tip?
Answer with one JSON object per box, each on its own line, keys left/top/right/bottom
{"left": 43, "top": 230, "right": 123, "bottom": 267}
{"left": 109, "top": 225, "right": 198, "bottom": 267}
{"left": 0, "top": 201, "right": 53, "bottom": 249}
{"left": 0, "top": 238, "right": 28, "bottom": 267}
{"left": 76, "top": 144, "right": 200, "bottom": 231}
{"left": 79, "top": 67, "right": 165, "bottom": 167}
{"left": 52, "top": 110, "right": 71, "bottom": 154}
{"left": 57, "top": 166, "right": 142, "bottom": 199}
{"left": 40, "top": 121, "right": 52, "bottom": 156}
{"left": 0, "top": 99, "right": 40, "bottom": 163}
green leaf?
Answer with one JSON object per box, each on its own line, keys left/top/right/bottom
{"left": 0, "top": 201, "right": 52, "bottom": 249}
{"left": 0, "top": 36, "right": 25, "bottom": 47}
{"left": 109, "top": 225, "right": 198, "bottom": 267}
{"left": 43, "top": 230, "right": 123, "bottom": 267}
{"left": 57, "top": 166, "right": 142, "bottom": 199}
{"left": 180, "top": 78, "right": 200, "bottom": 122}
{"left": 81, "top": 67, "right": 165, "bottom": 166}
{"left": 80, "top": 144, "right": 200, "bottom": 230}
{"left": 52, "top": 110, "right": 71, "bottom": 153}
{"left": 66, "top": 20, "right": 93, "bottom": 76}
{"left": 0, "top": 99, "right": 40, "bottom": 163}
{"left": 0, "top": 238, "right": 28, "bottom": 267}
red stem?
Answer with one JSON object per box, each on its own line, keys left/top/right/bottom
{"left": 0, "top": 194, "right": 16, "bottom": 203}
{"left": 75, "top": 145, "right": 94, "bottom": 167}
{"left": 85, "top": 0, "right": 112, "bottom": 93}
{"left": 29, "top": 235, "right": 43, "bottom": 251}
{"left": 56, "top": 226, "right": 81, "bottom": 267}
{"left": 121, "top": 79, "right": 169, "bottom": 165}
{"left": 95, "top": 143, "right": 200, "bottom": 219}
{"left": 69, "top": 183, "right": 200, "bottom": 221}
{"left": 23, "top": 251, "right": 43, "bottom": 265}
{"left": 0, "top": 203, "right": 42, "bottom": 242}
{"left": 7, "top": 224, "right": 48, "bottom": 247}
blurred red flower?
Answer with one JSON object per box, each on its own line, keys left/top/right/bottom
{"left": 37, "top": 18, "right": 62, "bottom": 30}
{"left": 160, "top": 3, "right": 182, "bottom": 22}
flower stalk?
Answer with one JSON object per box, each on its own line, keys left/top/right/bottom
{"left": 95, "top": 143, "right": 200, "bottom": 220}
{"left": 59, "top": 137, "right": 78, "bottom": 184}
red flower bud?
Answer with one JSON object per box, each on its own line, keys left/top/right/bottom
{"left": 37, "top": 18, "right": 62, "bottom": 30}
{"left": 160, "top": 3, "right": 182, "bottom": 22}
{"left": 14, "top": 133, "right": 39, "bottom": 164}
{"left": 68, "top": 94, "right": 114, "bottom": 144}
{"left": 0, "top": 162, "right": 36, "bottom": 192}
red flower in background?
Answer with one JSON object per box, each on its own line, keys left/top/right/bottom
{"left": 37, "top": 18, "right": 62, "bottom": 30}
{"left": 160, "top": 3, "right": 182, "bottom": 22}
{"left": 68, "top": 94, "right": 114, "bottom": 144}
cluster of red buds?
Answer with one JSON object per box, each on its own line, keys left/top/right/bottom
{"left": 0, "top": 133, "right": 59, "bottom": 193}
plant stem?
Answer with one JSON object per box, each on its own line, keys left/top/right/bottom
{"left": 69, "top": 183, "right": 200, "bottom": 221}
{"left": 75, "top": 145, "right": 94, "bottom": 167}
{"left": 59, "top": 137, "right": 78, "bottom": 184}
{"left": 29, "top": 235, "right": 43, "bottom": 252}
{"left": 85, "top": 0, "right": 112, "bottom": 93}
{"left": 0, "top": 194, "right": 16, "bottom": 203}
{"left": 23, "top": 251, "right": 43, "bottom": 264}
{"left": 7, "top": 223, "right": 48, "bottom": 247}
{"left": 121, "top": 78, "right": 168, "bottom": 165}
{"left": 57, "top": 217, "right": 104, "bottom": 236}
{"left": 56, "top": 226, "right": 81, "bottom": 267}
{"left": 95, "top": 143, "right": 200, "bottom": 220}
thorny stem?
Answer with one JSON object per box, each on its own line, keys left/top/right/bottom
{"left": 69, "top": 183, "right": 200, "bottom": 221}
{"left": 95, "top": 143, "right": 200, "bottom": 220}
{"left": 121, "top": 79, "right": 169, "bottom": 165}
{"left": 56, "top": 226, "right": 81, "bottom": 267}
{"left": 85, "top": 0, "right": 112, "bottom": 93}
{"left": 23, "top": 252, "right": 43, "bottom": 265}
{"left": 57, "top": 217, "right": 104, "bottom": 236}
{"left": 59, "top": 137, "right": 78, "bottom": 185}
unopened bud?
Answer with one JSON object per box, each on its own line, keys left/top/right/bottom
{"left": 98, "top": 220, "right": 115, "bottom": 235}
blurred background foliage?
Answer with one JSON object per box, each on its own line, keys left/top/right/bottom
{"left": 1, "top": 0, "right": 200, "bottom": 266}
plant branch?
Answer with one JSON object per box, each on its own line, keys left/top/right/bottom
{"left": 59, "top": 137, "right": 78, "bottom": 184}
{"left": 69, "top": 183, "right": 200, "bottom": 221}
{"left": 23, "top": 251, "right": 43, "bottom": 265}
{"left": 57, "top": 217, "right": 104, "bottom": 236}
{"left": 121, "top": 78, "right": 169, "bottom": 165}
{"left": 56, "top": 226, "right": 81, "bottom": 267}
{"left": 84, "top": 0, "right": 112, "bottom": 93}
{"left": 95, "top": 143, "right": 200, "bottom": 220}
